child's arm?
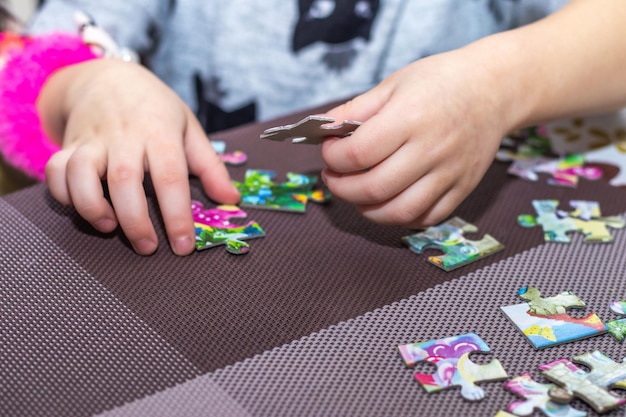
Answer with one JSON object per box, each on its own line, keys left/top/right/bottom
{"left": 321, "top": 0, "right": 626, "bottom": 229}
{"left": 37, "top": 58, "right": 240, "bottom": 256}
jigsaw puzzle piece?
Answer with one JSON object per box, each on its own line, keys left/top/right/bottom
{"left": 260, "top": 115, "right": 361, "bottom": 145}
{"left": 398, "top": 332, "right": 508, "bottom": 401}
{"left": 233, "top": 169, "right": 330, "bottom": 212}
{"left": 192, "top": 201, "right": 265, "bottom": 254}
{"left": 504, "top": 373, "right": 587, "bottom": 417}
{"left": 536, "top": 154, "right": 603, "bottom": 188}
{"left": 501, "top": 287, "right": 606, "bottom": 349}
{"left": 606, "top": 300, "right": 626, "bottom": 342}
{"left": 540, "top": 351, "right": 626, "bottom": 414}
{"left": 584, "top": 141, "right": 626, "bottom": 188}
{"left": 402, "top": 217, "right": 504, "bottom": 271}
{"left": 565, "top": 201, "right": 625, "bottom": 243}
{"left": 517, "top": 286, "right": 585, "bottom": 316}
{"left": 518, "top": 200, "right": 578, "bottom": 243}
{"left": 494, "top": 411, "right": 518, "bottom": 417}
{"left": 211, "top": 140, "right": 247, "bottom": 166}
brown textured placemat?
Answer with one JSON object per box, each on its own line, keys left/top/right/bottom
{"left": 3, "top": 104, "right": 626, "bottom": 416}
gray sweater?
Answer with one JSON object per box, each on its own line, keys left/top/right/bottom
{"left": 29, "top": 0, "right": 567, "bottom": 132}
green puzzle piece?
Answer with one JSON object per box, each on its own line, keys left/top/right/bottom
{"left": 233, "top": 169, "right": 330, "bottom": 212}
{"left": 402, "top": 217, "right": 504, "bottom": 271}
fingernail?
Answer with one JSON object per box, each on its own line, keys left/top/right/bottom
{"left": 173, "top": 235, "right": 194, "bottom": 256}
{"left": 134, "top": 238, "right": 157, "bottom": 255}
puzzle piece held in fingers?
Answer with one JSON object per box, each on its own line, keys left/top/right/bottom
{"left": 260, "top": 115, "right": 361, "bottom": 145}
{"left": 192, "top": 201, "right": 265, "bottom": 255}
{"left": 402, "top": 217, "right": 504, "bottom": 271}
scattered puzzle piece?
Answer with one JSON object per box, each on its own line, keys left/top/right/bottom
{"left": 401, "top": 217, "right": 504, "bottom": 271}
{"left": 503, "top": 373, "right": 587, "bottom": 417}
{"left": 540, "top": 351, "right": 626, "bottom": 414}
{"left": 494, "top": 412, "right": 518, "bottom": 417}
{"left": 505, "top": 154, "right": 602, "bottom": 188}
{"left": 192, "top": 201, "right": 265, "bottom": 254}
{"left": 518, "top": 200, "right": 625, "bottom": 243}
{"left": 501, "top": 286, "right": 606, "bottom": 349}
{"left": 606, "top": 300, "right": 626, "bottom": 342}
{"left": 233, "top": 169, "right": 330, "bottom": 212}
{"left": 583, "top": 141, "right": 626, "bottom": 188}
{"left": 212, "top": 140, "right": 247, "bottom": 166}
{"left": 398, "top": 332, "right": 508, "bottom": 401}
{"left": 260, "top": 115, "right": 361, "bottom": 145}
{"left": 518, "top": 286, "right": 585, "bottom": 316}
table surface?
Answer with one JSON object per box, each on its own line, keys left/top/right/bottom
{"left": 2, "top": 104, "right": 626, "bottom": 417}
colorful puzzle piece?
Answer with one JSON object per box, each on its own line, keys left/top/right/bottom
{"left": 398, "top": 332, "right": 508, "bottom": 401}
{"left": 192, "top": 201, "right": 265, "bottom": 254}
{"left": 401, "top": 217, "right": 504, "bottom": 271}
{"left": 505, "top": 154, "right": 602, "bottom": 188}
{"left": 540, "top": 351, "right": 626, "bottom": 414}
{"left": 212, "top": 140, "right": 247, "bottom": 166}
{"left": 233, "top": 169, "right": 330, "bottom": 212}
{"left": 517, "top": 200, "right": 625, "bottom": 243}
{"left": 494, "top": 411, "right": 518, "bottom": 417}
{"left": 501, "top": 286, "right": 606, "bottom": 349}
{"left": 503, "top": 373, "right": 587, "bottom": 417}
{"left": 584, "top": 141, "right": 626, "bottom": 188}
{"left": 260, "top": 115, "right": 361, "bottom": 145}
{"left": 606, "top": 300, "right": 626, "bottom": 342}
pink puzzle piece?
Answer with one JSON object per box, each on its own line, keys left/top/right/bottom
{"left": 398, "top": 332, "right": 508, "bottom": 401}
{"left": 504, "top": 373, "right": 586, "bottom": 417}
{"left": 540, "top": 351, "right": 626, "bottom": 414}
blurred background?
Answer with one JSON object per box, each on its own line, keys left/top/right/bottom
{"left": 6, "top": 0, "right": 38, "bottom": 24}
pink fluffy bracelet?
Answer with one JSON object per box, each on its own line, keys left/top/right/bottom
{"left": 0, "top": 32, "right": 97, "bottom": 181}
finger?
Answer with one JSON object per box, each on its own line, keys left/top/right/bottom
{"left": 322, "top": 140, "right": 430, "bottom": 206}
{"left": 65, "top": 143, "right": 118, "bottom": 233}
{"left": 184, "top": 108, "right": 240, "bottom": 204}
{"left": 323, "top": 84, "right": 392, "bottom": 126}
{"left": 45, "top": 149, "right": 73, "bottom": 205}
{"left": 321, "top": 101, "right": 416, "bottom": 174}
{"left": 146, "top": 131, "right": 196, "bottom": 256}
{"left": 106, "top": 137, "right": 158, "bottom": 255}
{"left": 355, "top": 171, "right": 459, "bottom": 227}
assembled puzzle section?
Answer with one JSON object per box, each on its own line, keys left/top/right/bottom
{"left": 500, "top": 286, "right": 606, "bottom": 349}
{"left": 540, "top": 351, "right": 626, "bottom": 414}
{"left": 233, "top": 169, "right": 331, "bottom": 212}
{"left": 192, "top": 201, "right": 265, "bottom": 255}
{"left": 401, "top": 217, "right": 504, "bottom": 271}
{"left": 398, "top": 332, "right": 508, "bottom": 401}
{"left": 260, "top": 115, "right": 361, "bottom": 145}
{"left": 517, "top": 200, "right": 625, "bottom": 243}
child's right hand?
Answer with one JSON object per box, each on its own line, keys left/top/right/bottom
{"left": 38, "top": 59, "right": 240, "bottom": 256}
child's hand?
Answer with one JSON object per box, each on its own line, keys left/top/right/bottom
{"left": 321, "top": 47, "right": 515, "bottom": 229}
{"left": 38, "top": 59, "right": 240, "bottom": 255}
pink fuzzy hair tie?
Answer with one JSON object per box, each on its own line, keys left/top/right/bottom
{"left": 0, "top": 32, "right": 97, "bottom": 181}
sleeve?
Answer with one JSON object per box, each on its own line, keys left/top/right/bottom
{"left": 0, "top": 32, "right": 97, "bottom": 181}
{"left": 28, "top": 0, "right": 172, "bottom": 56}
